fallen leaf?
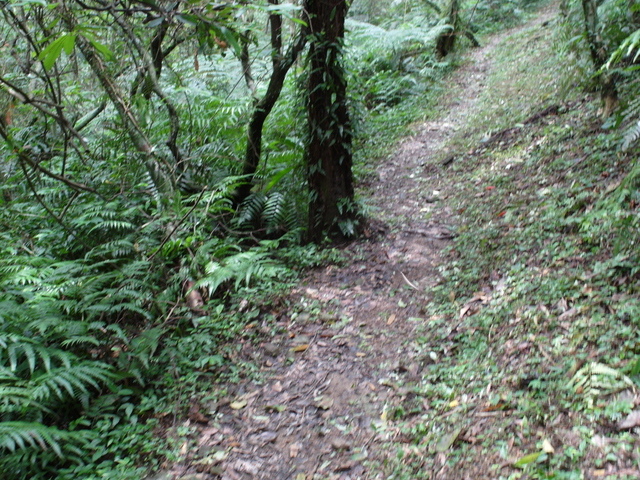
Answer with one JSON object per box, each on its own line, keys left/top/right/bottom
{"left": 483, "top": 401, "right": 509, "bottom": 412}
{"left": 459, "top": 304, "right": 473, "bottom": 318}
{"left": 272, "top": 381, "right": 283, "bottom": 392}
{"left": 558, "top": 307, "right": 578, "bottom": 320}
{"left": 330, "top": 437, "right": 351, "bottom": 451}
{"left": 514, "top": 451, "right": 542, "bottom": 468}
{"left": 291, "top": 344, "right": 309, "bottom": 353}
{"left": 315, "top": 396, "right": 334, "bottom": 410}
{"left": 334, "top": 460, "right": 356, "bottom": 472}
{"left": 230, "top": 400, "right": 247, "bottom": 410}
{"left": 234, "top": 459, "right": 261, "bottom": 475}
{"left": 542, "top": 439, "right": 554, "bottom": 454}
{"left": 448, "top": 399, "right": 459, "bottom": 408}
{"left": 188, "top": 403, "right": 209, "bottom": 424}
{"left": 251, "top": 431, "right": 277, "bottom": 445}
{"left": 387, "top": 314, "right": 397, "bottom": 325}
{"left": 265, "top": 404, "right": 286, "bottom": 413}
{"left": 356, "top": 352, "right": 366, "bottom": 357}
{"left": 290, "top": 442, "right": 302, "bottom": 458}
{"left": 618, "top": 410, "right": 640, "bottom": 430}
{"left": 435, "top": 427, "right": 462, "bottom": 452}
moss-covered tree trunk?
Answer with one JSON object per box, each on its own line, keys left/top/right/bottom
{"left": 305, "top": 0, "right": 357, "bottom": 242}
{"left": 581, "top": 0, "right": 618, "bottom": 117}
{"left": 436, "top": 0, "right": 460, "bottom": 57}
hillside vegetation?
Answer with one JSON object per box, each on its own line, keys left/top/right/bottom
{"left": 1, "top": 0, "right": 640, "bottom": 478}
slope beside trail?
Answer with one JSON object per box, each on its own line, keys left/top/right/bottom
{"left": 168, "top": 5, "right": 559, "bottom": 480}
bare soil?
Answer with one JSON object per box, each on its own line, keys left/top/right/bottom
{"left": 167, "top": 5, "right": 560, "bottom": 480}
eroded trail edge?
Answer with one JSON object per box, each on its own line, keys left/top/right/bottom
{"left": 170, "top": 6, "right": 558, "bottom": 480}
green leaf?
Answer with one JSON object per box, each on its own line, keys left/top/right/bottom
{"left": 146, "top": 17, "right": 166, "bottom": 28}
{"left": 87, "top": 37, "right": 114, "bottom": 62}
{"left": 175, "top": 14, "right": 199, "bottom": 27}
{"left": 8, "top": 0, "right": 48, "bottom": 6}
{"left": 219, "top": 26, "right": 242, "bottom": 57}
{"left": 435, "top": 426, "right": 462, "bottom": 452}
{"left": 514, "top": 451, "right": 543, "bottom": 468}
{"left": 265, "top": 165, "right": 294, "bottom": 192}
{"left": 39, "top": 33, "right": 77, "bottom": 70}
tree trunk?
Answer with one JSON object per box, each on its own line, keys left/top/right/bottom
{"left": 234, "top": 2, "right": 309, "bottom": 206}
{"left": 305, "top": 0, "right": 357, "bottom": 242}
{"left": 436, "top": 0, "right": 460, "bottom": 58}
{"left": 581, "top": 0, "right": 618, "bottom": 118}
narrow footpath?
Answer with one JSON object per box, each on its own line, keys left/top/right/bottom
{"left": 168, "top": 4, "right": 559, "bottom": 479}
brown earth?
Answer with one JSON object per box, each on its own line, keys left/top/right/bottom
{"left": 165, "top": 4, "right": 560, "bottom": 480}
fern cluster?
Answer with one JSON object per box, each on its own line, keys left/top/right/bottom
{"left": 0, "top": 293, "right": 115, "bottom": 477}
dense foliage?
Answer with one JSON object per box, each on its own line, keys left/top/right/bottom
{"left": 3, "top": 0, "right": 638, "bottom": 477}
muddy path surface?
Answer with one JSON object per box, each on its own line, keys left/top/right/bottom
{"left": 168, "top": 5, "right": 559, "bottom": 480}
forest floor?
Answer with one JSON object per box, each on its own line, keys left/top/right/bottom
{"left": 166, "top": 2, "right": 640, "bottom": 479}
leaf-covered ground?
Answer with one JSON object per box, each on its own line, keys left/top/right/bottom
{"left": 163, "top": 3, "right": 640, "bottom": 479}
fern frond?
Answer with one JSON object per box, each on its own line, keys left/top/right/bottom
{"left": 0, "top": 385, "right": 49, "bottom": 415}
{"left": 262, "top": 192, "right": 285, "bottom": 227}
{"left": 605, "top": 28, "right": 640, "bottom": 69}
{"left": 195, "top": 250, "right": 287, "bottom": 295}
{"left": 0, "top": 421, "right": 87, "bottom": 458}
{"left": 59, "top": 336, "right": 100, "bottom": 348}
{"left": 31, "top": 363, "right": 114, "bottom": 403}
{"left": 234, "top": 192, "right": 267, "bottom": 229}
{"left": 0, "top": 334, "right": 73, "bottom": 373}
{"left": 622, "top": 119, "right": 640, "bottom": 151}
{"left": 87, "top": 239, "right": 136, "bottom": 259}
{"left": 569, "top": 362, "right": 635, "bottom": 408}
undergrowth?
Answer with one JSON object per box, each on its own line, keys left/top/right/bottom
{"left": 376, "top": 6, "right": 640, "bottom": 479}
{"left": 0, "top": 0, "right": 608, "bottom": 478}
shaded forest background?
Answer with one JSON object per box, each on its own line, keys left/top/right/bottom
{"left": 0, "top": 0, "right": 639, "bottom": 478}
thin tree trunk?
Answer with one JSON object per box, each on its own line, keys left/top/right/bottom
{"left": 59, "top": 1, "right": 175, "bottom": 200}
{"left": 436, "top": 0, "right": 460, "bottom": 58}
{"left": 581, "top": 0, "right": 618, "bottom": 117}
{"left": 235, "top": 2, "right": 309, "bottom": 205}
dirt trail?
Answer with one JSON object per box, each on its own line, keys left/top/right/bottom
{"left": 170, "top": 5, "right": 559, "bottom": 480}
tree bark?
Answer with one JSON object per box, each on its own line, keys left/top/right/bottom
{"left": 436, "top": 0, "right": 460, "bottom": 58}
{"left": 581, "top": 0, "right": 618, "bottom": 117}
{"left": 305, "top": 0, "right": 357, "bottom": 242}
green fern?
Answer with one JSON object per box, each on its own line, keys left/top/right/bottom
{"left": 0, "top": 421, "right": 89, "bottom": 459}
{"left": 622, "top": 119, "right": 640, "bottom": 151}
{"left": 0, "top": 333, "right": 72, "bottom": 374}
{"left": 605, "top": 28, "right": 640, "bottom": 69}
{"left": 234, "top": 192, "right": 267, "bottom": 230}
{"left": 195, "top": 250, "right": 287, "bottom": 295}
{"left": 234, "top": 191, "right": 300, "bottom": 234}
{"left": 30, "top": 363, "right": 114, "bottom": 403}
{"left": 569, "top": 362, "right": 635, "bottom": 408}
